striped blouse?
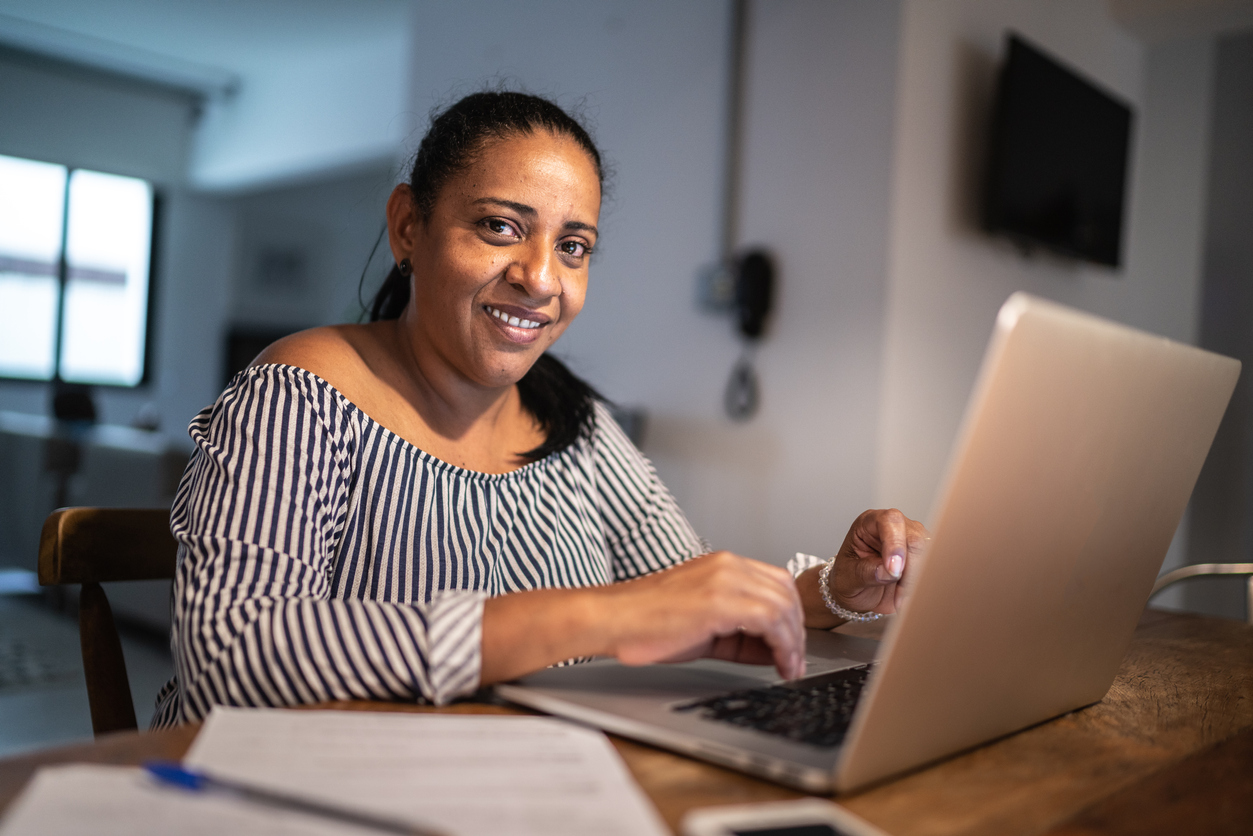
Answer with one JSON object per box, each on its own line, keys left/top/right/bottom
{"left": 152, "top": 364, "right": 704, "bottom": 727}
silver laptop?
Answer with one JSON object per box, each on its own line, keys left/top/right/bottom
{"left": 496, "top": 293, "right": 1239, "bottom": 793}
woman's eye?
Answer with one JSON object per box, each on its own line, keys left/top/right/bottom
{"left": 483, "top": 218, "right": 518, "bottom": 238}
{"left": 559, "top": 240, "right": 590, "bottom": 259}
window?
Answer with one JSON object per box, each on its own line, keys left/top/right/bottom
{"left": 0, "top": 154, "right": 155, "bottom": 387}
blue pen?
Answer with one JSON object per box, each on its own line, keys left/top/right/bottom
{"left": 144, "top": 761, "right": 451, "bottom": 836}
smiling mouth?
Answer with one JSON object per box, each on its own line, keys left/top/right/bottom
{"left": 485, "top": 305, "right": 544, "bottom": 330}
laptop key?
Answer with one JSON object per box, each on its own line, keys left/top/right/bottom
{"left": 673, "top": 665, "right": 873, "bottom": 749}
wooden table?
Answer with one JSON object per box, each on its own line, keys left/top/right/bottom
{"left": 1, "top": 609, "right": 1249, "bottom": 835}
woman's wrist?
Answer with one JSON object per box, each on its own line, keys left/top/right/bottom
{"left": 796, "top": 564, "right": 847, "bottom": 628}
{"left": 574, "top": 583, "right": 623, "bottom": 658}
{"left": 818, "top": 556, "right": 882, "bottom": 622}
{"left": 480, "top": 586, "right": 615, "bottom": 684}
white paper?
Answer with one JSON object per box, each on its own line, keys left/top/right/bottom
{"left": 184, "top": 707, "right": 669, "bottom": 836}
{"left": 0, "top": 764, "right": 374, "bottom": 835}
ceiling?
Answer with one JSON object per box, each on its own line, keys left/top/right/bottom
{"left": 0, "top": 0, "right": 409, "bottom": 83}
{"left": 1, "top": 0, "right": 1251, "bottom": 189}
{"left": 1108, "top": 0, "right": 1253, "bottom": 42}
{"left": 1, "top": 0, "right": 1250, "bottom": 102}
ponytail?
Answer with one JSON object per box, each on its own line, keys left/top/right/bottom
{"left": 370, "top": 264, "right": 410, "bottom": 322}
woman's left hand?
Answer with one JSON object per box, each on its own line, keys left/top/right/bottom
{"left": 797, "top": 508, "right": 930, "bottom": 628}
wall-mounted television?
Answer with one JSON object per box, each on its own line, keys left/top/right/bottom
{"left": 983, "top": 33, "right": 1134, "bottom": 268}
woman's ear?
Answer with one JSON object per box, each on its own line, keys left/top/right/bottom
{"left": 386, "top": 184, "right": 419, "bottom": 264}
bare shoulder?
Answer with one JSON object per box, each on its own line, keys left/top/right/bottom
{"left": 252, "top": 323, "right": 387, "bottom": 394}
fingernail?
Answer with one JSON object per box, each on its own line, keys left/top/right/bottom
{"left": 888, "top": 555, "right": 904, "bottom": 578}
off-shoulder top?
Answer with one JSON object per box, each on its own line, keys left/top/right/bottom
{"left": 152, "top": 364, "right": 704, "bottom": 726}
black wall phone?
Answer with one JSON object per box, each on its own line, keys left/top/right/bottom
{"left": 724, "top": 249, "right": 775, "bottom": 420}
{"left": 734, "top": 249, "right": 774, "bottom": 340}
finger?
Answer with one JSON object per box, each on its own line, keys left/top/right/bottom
{"left": 906, "top": 519, "right": 930, "bottom": 556}
{"left": 738, "top": 634, "right": 803, "bottom": 677}
{"left": 742, "top": 598, "right": 806, "bottom": 680}
{"left": 739, "top": 561, "right": 808, "bottom": 654}
{"left": 891, "top": 522, "right": 929, "bottom": 605}
{"left": 700, "top": 554, "right": 800, "bottom": 614}
{"left": 743, "top": 559, "right": 803, "bottom": 596}
{"left": 709, "top": 580, "right": 804, "bottom": 679}
{"left": 846, "top": 549, "right": 898, "bottom": 588}
{"left": 708, "top": 633, "right": 775, "bottom": 666}
{"left": 662, "top": 552, "right": 807, "bottom": 678}
{"left": 875, "top": 509, "right": 909, "bottom": 580}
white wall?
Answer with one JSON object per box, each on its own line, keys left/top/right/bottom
{"left": 656, "top": 0, "right": 901, "bottom": 562}
{"left": 190, "top": 28, "right": 409, "bottom": 191}
{"left": 876, "top": 1, "right": 1215, "bottom": 531}
{"left": 1134, "top": 34, "right": 1218, "bottom": 610}
{"left": 399, "top": 0, "right": 902, "bottom": 564}
{"left": 1188, "top": 29, "right": 1253, "bottom": 620}
{"left": 229, "top": 166, "right": 396, "bottom": 332}
{"left": 403, "top": 1, "right": 731, "bottom": 531}
{"left": 146, "top": 193, "right": 236, "bottom": 435}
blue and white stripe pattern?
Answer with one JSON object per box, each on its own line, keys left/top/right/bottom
{"left": 152, "top": 364, "right": 704, "bottom": 727}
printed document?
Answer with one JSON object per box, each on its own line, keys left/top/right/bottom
{"left": 0, "top": 764, "right": 363, "bottom": 835}
{"left": 185, "top": 708, "right": 668, "bottom": 836}
{"left": 0, "top": 708, "right": 669, "bottom": 836}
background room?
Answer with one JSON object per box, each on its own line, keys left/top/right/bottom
{"left": 0, "top": 0, "right": 1251, "bottom": 753}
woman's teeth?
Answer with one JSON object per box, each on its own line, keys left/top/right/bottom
{"left": 486, "top": 306, "right": 541, "bottom": 329}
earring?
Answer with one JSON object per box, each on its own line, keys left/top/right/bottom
{"left": 398, "top": 258, "right": 412, "bottom": 277}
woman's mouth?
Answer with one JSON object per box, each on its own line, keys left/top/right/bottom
{"left": 483, "top": 304, "right": 551, "bottom": 345}
{"left": 485, "top": 305, "right": 544, "bottom": 330}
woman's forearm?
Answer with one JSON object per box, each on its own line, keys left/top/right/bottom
{"left": 479, "top": 586, "right": 617, "bottom": 684}
{"left": 479, "top": 552, "right": 809, "bottom": 686}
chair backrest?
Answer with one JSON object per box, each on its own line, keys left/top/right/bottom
{"left": 38, "top": 507, "right": 177, "bottom": 736}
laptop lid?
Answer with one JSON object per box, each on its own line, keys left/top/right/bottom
{"left": 833, "top": 292, "right": 1239, "bottom": 790}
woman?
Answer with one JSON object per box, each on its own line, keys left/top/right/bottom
{"left": 154, "top": 92, "right": 926, "bottom": 726}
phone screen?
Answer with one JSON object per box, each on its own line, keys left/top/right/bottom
{"left": 733, "top": 827, "right": 849, "bottom": 836}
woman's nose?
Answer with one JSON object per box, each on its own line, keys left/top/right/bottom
{"left": 506, "top": 243, "right": 560, "bottom": 299}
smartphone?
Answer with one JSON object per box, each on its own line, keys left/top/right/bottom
{"left": 681, "top": 799, "right": 891, "bottom": 836}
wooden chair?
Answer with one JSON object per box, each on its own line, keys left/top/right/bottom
{"left": 37, "top": 507, "right": 177, "bottom": 736}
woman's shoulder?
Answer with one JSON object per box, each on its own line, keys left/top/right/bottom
{"left": 247, "top": 324, "right": 446, "bottom": 461}
{"left": 198, "top": 324, "right": 394, "bottom": 431}
{"left": 191, "top": 328, "right": 395, "bottom": 462}
{"left": 252, "top": 323, "right": 408, "bottom": 410}
{"left": 253, "top": 324, "right": 381, "bottom": 388}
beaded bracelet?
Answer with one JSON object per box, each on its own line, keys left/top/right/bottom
{"left": 818, "top": 556, "right": 884, "bottom": 622}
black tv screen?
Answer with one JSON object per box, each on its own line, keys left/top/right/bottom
{"left": 983, "top": 34, "right": 1134, "bottom": 267}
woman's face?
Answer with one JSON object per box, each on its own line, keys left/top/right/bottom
{"left": 388, "top": 130, "right": 601, "bottom": 391}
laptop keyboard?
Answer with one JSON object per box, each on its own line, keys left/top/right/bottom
{"left": 672, "top": 664, "right": 873, "bottom": 749}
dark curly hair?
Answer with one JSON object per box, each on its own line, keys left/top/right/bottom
{"left": 368, "top": 91, "right": 605, "bottom": 462}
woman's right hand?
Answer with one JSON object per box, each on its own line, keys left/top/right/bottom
{"left": 602, "top": 551, "right": 807, "bottom": 681}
